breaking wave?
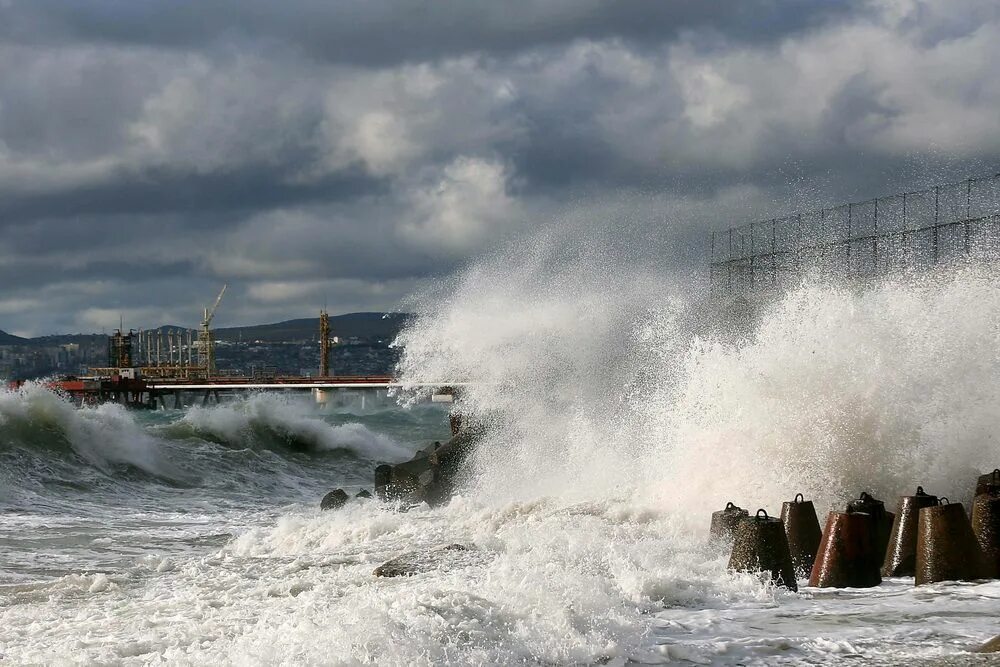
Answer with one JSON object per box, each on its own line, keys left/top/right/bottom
{"left": 0, "top": 385, "right": 413, "bottom": 505}
{"left": 396, "top": 249, "right": 1000, "bottom": 519}
{"left": 173, "top": 394, "right": 411, "bottom": 460}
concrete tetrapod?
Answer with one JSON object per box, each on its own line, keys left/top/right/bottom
{"left": 915, "top": 499, "right": 987, "bottom": 585}
{"left": 971, "top": 493, "right": 1000, "bottom": 579}
{"left": 809, "top": 511, "right": 882, "bottom": 588}
{"left": 883, "top": 486, "right": 939, "bottom": 577}
{"left": 710, "top": 502, "right": 749, "bottom": 541}
{"left": 975, "top": 469, "right": 1000, "bottom": 497}
{"left": 846, "top": 491, "right": 894, "bottom": 565}
{"left": 781, "top": 493, "right": 822, "bottom": 577}
{"left": 728, "top": 509, "right": 798, "bottom": 591}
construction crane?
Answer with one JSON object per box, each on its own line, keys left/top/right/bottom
{"left": 197, "top": 284, "right": 227, "bottom": 377}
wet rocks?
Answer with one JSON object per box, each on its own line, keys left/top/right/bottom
{"left": 373, "top": 429, "right": 480, "bottom": 508}
{"left": 320, "top": 488, "right": 350, "bottom": 511}
{"left": 373, "top": 543, "right": 471, "bottom": 577}
{"left": 977, "top": 634, "right": 1000, "bottom": 653}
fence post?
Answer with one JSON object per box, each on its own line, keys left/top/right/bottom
{"left": 934, "top": 186, "right": 940, "bottom": 264}
{"left": 728, "top": 228, "right": 734, "bottom": 293}
{"left": 772, "top": 218, "right": 777, "bottom": 287}
{"left": 967, "top": 178, "right": 972, "bottom": 220}
{"left": 847, "top": 203, "right": 852, "bottom": 277}
{"left": 874, "top": 197, "right": 879, "bottom": 273}
{"left": 710, "top": 231, "right": 716, "bottom": 293}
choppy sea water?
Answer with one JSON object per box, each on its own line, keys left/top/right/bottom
{"left": 4, "top": 264, "right": 1000, "bottom": 664}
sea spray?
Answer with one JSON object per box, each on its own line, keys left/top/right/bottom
{"left": 397, "top": 252, "right": 1000, "bottom": 519}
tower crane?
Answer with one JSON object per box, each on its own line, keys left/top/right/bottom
{"left": 197, "top": 284, "right": 227, "bottom": 377}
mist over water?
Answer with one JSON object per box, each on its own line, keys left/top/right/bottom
{"left": 2, "top": 235, "right": 1000, "bottom": 663}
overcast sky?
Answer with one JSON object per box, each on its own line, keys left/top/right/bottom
{"left": 1, "top": 0, "right": 998, "bottom": 336}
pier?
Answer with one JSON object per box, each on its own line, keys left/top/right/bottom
{"left": 8, "top": 375, "right": 465, "bottom": 409}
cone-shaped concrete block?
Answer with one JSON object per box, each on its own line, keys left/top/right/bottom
{"left": 883, "top": 486, "right": 938, "bottom": 577}
{"left": 781, "top": 493, "right": 822, "bottom": 576}
{"left": 915, "top": 500, "right": 987, "bottom": 585}
{"left": 809, "top": 511, "right": 882, "bottom": 588}
{"left": 971, "top": 493, "right": 1000, "bottom": 579}
{"left": 846, "top": 491, "right": 894, "bottom": 564}
{"left": 975, "top": 469, "right": 1000, "bottom": 497}
{"left": 728, "top": 509, "right": 798, "bottom": 591}
{"left": 711, "top": 502, "right": 749, "bottom": 541}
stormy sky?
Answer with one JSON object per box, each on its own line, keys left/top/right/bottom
{"left": 1, "top": 0, "right": 998, "bottom": 336}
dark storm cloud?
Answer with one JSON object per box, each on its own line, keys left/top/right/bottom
{"left": 0, "top": 165, "right": 383, "bottom": 223}
{"left": 2, "top": 0, "right": 867, "bottom": 66}
{"left": 0, "top": 0, "right": 999, "bottom": 336}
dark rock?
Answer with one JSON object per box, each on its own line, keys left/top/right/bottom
{"left": 320, "top": 489, "right": 350, "bottom": 511}
{"left": 373, "top": 428, "right": 481, "bottom": 508}
{"left": 373, "top": 543, "right": 470, "bottom": 577}
{"left": 977, "top": 634, "right": 1000, "bottom": 653}
{"left": 355, "top": 489, "right": 373, "bottom": 499}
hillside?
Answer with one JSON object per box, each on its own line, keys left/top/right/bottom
{"left": 213, "top": 312, "right": 410, "bottom": 343}
{"left": 0, "top": 313, "right": 411, "bottom": 347}
{"left": 0, "top": 329, "right": 29, "bottom": 345}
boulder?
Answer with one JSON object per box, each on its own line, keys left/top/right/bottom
{"left": 977, "top": 634, "right": 1000, "bottom": 653}
{"left": 373, "top": 544, "right": 470, "bottom": 577}
{"left": 320, "top": 488, "right": 350, "bottom": 511}
{"left": 355, "top": 489, "right": 373, "bottom": 499}
{"left": 373, "top": 428, "right": 481, "bottom": 507}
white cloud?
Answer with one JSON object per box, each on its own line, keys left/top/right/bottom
{"left": 318, "top": 58, "right": 521, "bottom": 178}
{"left": 400, "top": 156, "right": 521, "bottom": 255}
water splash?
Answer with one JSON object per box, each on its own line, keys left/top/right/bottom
{"left": 397, "top": 244, "right": 1000, "bottom": 517}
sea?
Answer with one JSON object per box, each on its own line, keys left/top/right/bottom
{"left": 2, "top": 257, "right": 999, "bottom": 665}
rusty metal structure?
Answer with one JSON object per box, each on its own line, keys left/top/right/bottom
{"left": 197, "top": 284, "right": 227, "bottom": 376}
{"left": 710, "top": 173, "right": 1000, "bottom": 296}
{"left": 106, "top": 328, "right": 135, "bottom": 368}
{"left": 319, "top": 309, "right": 331, "bottom": 377}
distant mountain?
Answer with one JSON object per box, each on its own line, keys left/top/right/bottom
{"left": 213, "top": 312, "right": 410, "bottom": 343}
{"left": 0, "top": 312, "right": 411, "bottom": 347}
{"left": 26, "top": 333, "right": 107, "bottom": 346}
{"left": 0, "top": 329, "right": 29, "bottom": 345}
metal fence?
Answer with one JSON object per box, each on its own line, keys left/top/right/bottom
{"left": 710, "top": 174, "right": 1000, "bottom": 296}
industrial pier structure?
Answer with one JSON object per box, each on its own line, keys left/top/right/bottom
{"left": 7, "top": 289, "right": 454, "bottom": 407}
